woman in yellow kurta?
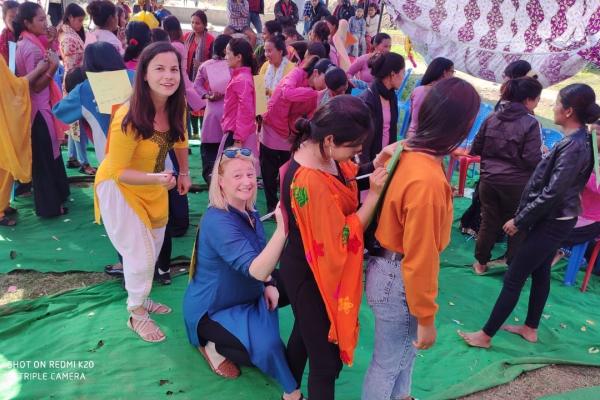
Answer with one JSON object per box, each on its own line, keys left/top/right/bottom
{"left": 278, "top": 95, "right": 388, "bottom": 399}
{"left": 0, "top": 51, "right": 55, "bottom": 226}
{"left": 95, "top": 42, "right": 190, "bottom": 343}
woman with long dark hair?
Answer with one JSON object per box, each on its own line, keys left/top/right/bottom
{"left": 85, "top": 0, "right": 122, "bottom": 54}
{"left": 405, "top": 57, "right": 454, "bottom": 138}
{"left": 15, "top": 2, "right": 70, "bottom": 218}
{"left": 460, "top": 84, "right": 598, "bottom": 348}
{"left": 279, "top": 95, "right": 388, "bottom": 399}
{"left": 363, "top": 78, "right": 481, "bottom": 400}
{"left": 470, "top": 77, "right": 543, "bottom": 274}
{"left": 58, "top": 3, "right": 95, "bottom": 175}
{"left": 194, "top": 34, "right": 232, "bottom": 184}
{"left": 94, "top": 42, "right": 191, "bottom": 342}
{"left": 358, "top": 52, "right": 405, "bottom": 165}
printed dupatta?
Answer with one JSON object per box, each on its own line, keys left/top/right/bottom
{"left": 289, "top": 160, "right": 364, "bottom": 365}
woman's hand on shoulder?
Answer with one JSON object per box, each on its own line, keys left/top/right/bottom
{"left": 373, "top": 141, "right": 402, "bottom": 169}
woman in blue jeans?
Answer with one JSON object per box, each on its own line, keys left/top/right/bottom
{"left": 362, "top": 78, "right": 481, "bottom": 400}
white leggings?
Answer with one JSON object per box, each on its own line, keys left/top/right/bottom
{"left": 96, "top": 180, "right": 165, "bottom": 310}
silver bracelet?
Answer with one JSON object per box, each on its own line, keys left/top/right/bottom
{"left": 178, "top": 171, "right": 190, "bottom": 177}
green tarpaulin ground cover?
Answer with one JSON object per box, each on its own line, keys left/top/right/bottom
{"left": 1, "top": 148, "right": 600, "bottom": 399}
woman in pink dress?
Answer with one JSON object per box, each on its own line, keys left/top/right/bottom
{"left": 194, "top": 34, "right": 232, "bottom": 184}
{"left": 14, "top": 2, "right": 69, "bottom": 217}
{"left": 346, "top": 32, "right": 391, "bottom": 84}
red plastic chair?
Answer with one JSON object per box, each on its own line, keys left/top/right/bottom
{"left": 580, "top": 240, "right": 600, "bottom": 292}
{"left": 446, "top": 155, "right": 481, "bottom": 197}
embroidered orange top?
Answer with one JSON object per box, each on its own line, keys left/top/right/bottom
{"left": 94, "top": 104, "right": 188, "bottom": 229}
{"left": 375, "top": 151, "right": 453, "bottom": 326}
{"left": 289, "top": 160, "right": 364, "bottom": 366}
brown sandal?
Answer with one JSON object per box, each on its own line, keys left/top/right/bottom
{"left": 143, "top": 298, "right": 172, "bottom": 314}
{"left": 198, "top": 345, "right": 240, "bottom": 379}
{"left": 127, "top": 312, "right": 166, "bottom": 343}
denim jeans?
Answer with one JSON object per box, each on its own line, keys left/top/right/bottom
{"left": 362, "top": 256, "right": 417, "bottom": 400}
{"left": 249, "top": 11, "right": 262, "bottom": 33}
{"left": 67, "top": 125, "right": 89, "bottom": 165}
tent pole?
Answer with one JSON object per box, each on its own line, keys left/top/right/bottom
{"left": 377, "top": 1, "right": 385, "bottom": 34}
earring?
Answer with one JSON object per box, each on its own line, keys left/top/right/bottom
{"left": 329, "top": 146, "right": 333, "bottom": 159}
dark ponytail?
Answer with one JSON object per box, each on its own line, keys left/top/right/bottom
{"left": 291, "top": 95, "right": 372, "bottom": 156}
{"left": 559, "top": 83, "right": 600, "bottom": 124}
{"left": 228, "top": 37, "right": 257, "bottom": 74}
{"left": 500, "top": 77, "right": 543, "bottom": 103}
{"left": 13, "top": 2, "right": 42, "bottom": 40}
{"left": 124, "top": 21, "right": 152, "bottom": 62}
{"left": 368, "top": 52, "right": 405, "bottom": 80}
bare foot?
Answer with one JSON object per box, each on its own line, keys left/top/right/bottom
{"left": 501, "top": 324, "right": 538, "bottom": 343}
{"left": 458, "top": 330, "right": 491, "bottom": 348}
{"left": 551, "top": 250, "right": 564, "bottom": 267}
{"left": 472, "top": 261, "right": 487, "bottom": 275}
{"left": 488, "top": 258, "right": 507, "bottom": 267}
{"left": 282, "top": 389, "right": 303, "bottom": 400}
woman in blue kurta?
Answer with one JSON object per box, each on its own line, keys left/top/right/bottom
{"left": 183, "top": 148, "right": 303, "bottom": 400}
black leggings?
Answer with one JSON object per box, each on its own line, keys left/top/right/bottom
{"left": 483, "top": 218, "right": 576, "bottom": 337}
{"left": 286, "top": 278, "right": 342, "bottom": 400}
{"left": 197, "top": 315, "right": 253, "bottom": 366}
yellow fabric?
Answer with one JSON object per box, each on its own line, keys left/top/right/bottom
{"left": 0, "top": 168, "right": 14, "bottom": 219}
{"left": 130, "top": 11, "right": 160, "bottom": 29}
{"left": 375, "top": 151, "right": 453, "bottom": 326}
{"left": 94, "top": 104, "right": 188, "bottom": 229}
{"left": 0, "top": 57, "right": 32, "bottom": 183}
{"left": 258, "top": 59, "right": 296, "bottom": 77}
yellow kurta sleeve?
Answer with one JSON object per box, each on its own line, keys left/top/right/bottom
{"left": 0, "top": 57, "right": 32, "bottom": 182}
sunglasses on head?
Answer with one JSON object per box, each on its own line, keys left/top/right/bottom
{"left": 222, "top": 148, "right": 252, "bottom": 159}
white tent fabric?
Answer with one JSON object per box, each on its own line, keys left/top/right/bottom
{"left": 383, "top": 0, "right": 600, "bottom": 87}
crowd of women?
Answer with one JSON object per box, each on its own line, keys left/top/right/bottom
{"left": 1, "top": 1, "right": 599, "bottom": 399}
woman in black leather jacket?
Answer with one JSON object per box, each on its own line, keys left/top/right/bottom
{"left": 460, "top": 83, "right": 600, "bottom": 348}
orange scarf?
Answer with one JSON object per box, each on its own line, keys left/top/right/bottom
{"left": 289, "top": 160, "right": 364, "bottom": 365}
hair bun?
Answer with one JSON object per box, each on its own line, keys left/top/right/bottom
{"left": 585, "top": 103, "right": 600, "bottom": 124}
{"left": 294, "top": 117, "right": 311, "bottom": 135}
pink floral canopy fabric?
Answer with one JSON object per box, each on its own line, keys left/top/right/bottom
{"left": 384, "top": 0, "right": 600, "bottom": 87}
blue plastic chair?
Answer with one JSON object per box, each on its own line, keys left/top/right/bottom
{"left": 461, "top": 103, "right": 494, "bottom": 147}
{"left": 446, "top": 103, "right": 494, "bottom": 181}
{"left": 397, "top": 98, "right": 412, "bottom": 139}
{"left": 564, "top": 242, "right": 591, "bottom": 286}
{"left": 541, "top": 128, "right": 563, "bottom": 150}
{"left": 395, "top": 68, "right": 413, "bottom": 100}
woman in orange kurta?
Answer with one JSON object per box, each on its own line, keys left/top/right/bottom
{"left": 279, "top": 95, "right": 389, "bottom": 400}
{"left": 362, "top": 78, "right": 481, "bottom": 400}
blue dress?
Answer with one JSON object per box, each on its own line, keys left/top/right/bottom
{"left": 183, "top": 206, "right": 297, "bottom": 393}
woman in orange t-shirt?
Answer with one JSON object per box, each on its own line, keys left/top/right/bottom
{"left": 362, "top": 78, "right": 481, "bottom": 400}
